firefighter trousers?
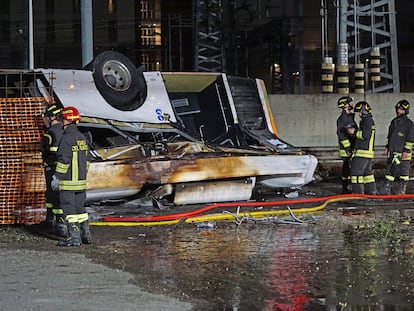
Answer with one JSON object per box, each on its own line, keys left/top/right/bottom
{"left": 45, "top": 169, "right": 60, "bottom": 215}
{"left": 59, "top": 190, "right": 87, "bottom": 220}
{"left": 350, "top": 157, "right": 377, "bottom": 194}
{"left": 341, "top": 157, "right": 352, "bottom": 181}
{"left": 385, "top": 159, "right": 410, "bottom": 182}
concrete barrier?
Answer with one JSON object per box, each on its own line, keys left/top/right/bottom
{"left": 269, "top": 93, "right": 414, "bottom": 148}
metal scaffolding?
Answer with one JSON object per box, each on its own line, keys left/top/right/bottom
{"left": 194, "top": 0, "right": 225, "bottom": 72}
{"left": 338, "top": 0, "right": 399, "bottom": 93}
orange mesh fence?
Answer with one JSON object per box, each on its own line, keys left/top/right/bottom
{"left": 0, "top": 97, "right": 46, "bottom": 224}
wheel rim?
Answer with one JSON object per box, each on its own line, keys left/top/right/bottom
{"left": 102, "top": 60, "right": 132, "bottom": 91}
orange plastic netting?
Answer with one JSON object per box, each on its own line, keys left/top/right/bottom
{"left": 0, "top": 98, "right": 46, "bottom": 224}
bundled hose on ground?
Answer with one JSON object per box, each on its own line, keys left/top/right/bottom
{"left": 90, "top": 193, "right": 414, "bottom": 227}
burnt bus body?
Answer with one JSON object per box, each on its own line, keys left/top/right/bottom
{"left": 0, "top": 51, "right": 317, "bottom": 206}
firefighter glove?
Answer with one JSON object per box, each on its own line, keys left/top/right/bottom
{"left": 51, "top": 175, "right": 60, "bottom": 191}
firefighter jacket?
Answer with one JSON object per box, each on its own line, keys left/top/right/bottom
{"left": 336, "top": 110, "right": 357, "bottom": 158}
{"left": 385, "top": 114, "right": 414, "bottom": 161}
{"left": 39, "top": 123, "right": 63, "bottom": 168}
{"left": 354, "top": 113, "right": 375, "bottom": 159}
{"left": 55, "top": 124, "right": 90, "bottom": 191}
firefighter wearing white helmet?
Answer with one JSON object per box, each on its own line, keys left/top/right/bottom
{"left": 347, "top": 101, "right": 377, "bottom": 194}
{"left": 336, "top": 96, "right": 358, "bottom": 193}
{"left": 52, "top": 106, "right": 92, "bottom": 246}
{"left": 383, "top": 99, "right": 414, "bottom": 195}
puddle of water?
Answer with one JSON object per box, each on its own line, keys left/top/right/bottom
{"left": 97, "top": 216, "right": 414, "bottom": 310}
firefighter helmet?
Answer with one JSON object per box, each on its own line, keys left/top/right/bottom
{"left": 61, "top": 106, "right": 81, "bottom": 122}
{"left": 42, "top": 104, "right": 62, "bottom": 118}
{"left": 354, "top": 101, "right": 371, "bottom": 115}
{"left": 337, "top": 96, "right": 354, "bottom": 109}
{"left": 395, "top": 99, "right": 410, "bottom": 114}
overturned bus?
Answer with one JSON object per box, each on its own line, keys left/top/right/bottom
{"left": 0, "top": 51, "right": 317, "bottom": 216}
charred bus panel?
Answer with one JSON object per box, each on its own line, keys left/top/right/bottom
{"left": 0, "top": 51, "right": 317, "bottom": 206}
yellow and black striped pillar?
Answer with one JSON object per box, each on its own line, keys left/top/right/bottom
{"left": 321, "top": 59, "right": 334, "bottom": 93}
{"left": 336, "top": 65, "right": 349, "bottom": 94}
{"left": 354, "top": 63, "right": 365, "bottom": 94}
{"left": 370, "top": 47, "right": 381, "bottom": 82}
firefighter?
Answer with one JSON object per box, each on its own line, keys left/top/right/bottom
{"left": 347, "top": 101, "right": 377, "bottom": 194}
{"left": 383, "top": 99, "right": 414, "bottom": 194}
{"left": 52, "top": 106, "right": 91, "bottom": 246}
{"left": 39, "top": 104, "right": 67, "bottom": 237}
{"left": 336, "top": 96, "right": 358, "bottom": 193}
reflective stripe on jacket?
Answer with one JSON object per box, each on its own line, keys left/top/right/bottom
{"left": 336, "top": 110, "right": 357, "bottom": 158}
{"left": 55, "top": 124, "right": 90, "bottom": 191}
{"left": 354, "top": 113, "right": 375, "bottom": 159}
{"left": 386, "top": 115, "right": 414, "bottom": 161}
{"left": 39, "top": 123, "right": 63, "bottom": 167}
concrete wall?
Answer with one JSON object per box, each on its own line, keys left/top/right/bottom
{"left": 269, "top": 93, "right": 414, "bottom": 148}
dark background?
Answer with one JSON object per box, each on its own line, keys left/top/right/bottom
{"left": 0, "top": 0, "right": 412, "bottom": 93}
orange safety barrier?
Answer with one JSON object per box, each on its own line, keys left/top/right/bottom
{"left": 0, "top": 97, "right": 46, "bottom": 224}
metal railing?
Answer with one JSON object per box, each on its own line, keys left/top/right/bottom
{"left": 0, "top": 70, "right": 53, "bottom": 100}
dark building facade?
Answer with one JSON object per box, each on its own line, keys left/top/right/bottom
{"left": 0, "top": 0, "right": 413, "bottom": 93}
{"left": 0, "top": 0, "right": 146, "bottom": 69}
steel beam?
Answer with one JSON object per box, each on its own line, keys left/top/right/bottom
{"left": 194, "top": 0, "right": 225, "bottom": 72}
{"left": 338, "top": 0, "right": 399, "bottom": 93}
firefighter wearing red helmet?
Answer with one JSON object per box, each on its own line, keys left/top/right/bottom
{"left": 52, "top": 106, "right": 92, "bottom": 246}
{"left": 336, "top": 96, "right": 358, "bottom": 193}
{"left": 347, "top": 101, "right": 377, "bottom": 194}
{"left": 39, "top": 104, "right": 67, "bottom": 237}
{"left": 383, "top": 99, "right": 414, "bottom": 194}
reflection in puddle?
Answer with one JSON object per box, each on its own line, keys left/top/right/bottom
{"left": 96, "top": 218, "right": 414, "bottom": 310}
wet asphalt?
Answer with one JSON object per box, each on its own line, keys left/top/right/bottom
{"left": 3, "top": 178, "right": 414, "bottom": 310}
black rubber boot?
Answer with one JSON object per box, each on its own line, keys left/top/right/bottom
{"left": 351, "top": 183, "right": 364, "bottom": 194}
{"left": 80, "top": 220, "right": 92, "bottom": 244}
{"left": 382, "top": 180, "right": 392, "bottom": 195}
{"left": 395, "top": 181, "right": 408, "bottom": 195}
{"left": 341, "top": 180, "right": 351, "bottom": 194}
{"left": 45, "top": 208, "right": 54, "bottom": 224}
{"left": 381, "top": 179, "right": 392, "bottom": 195}
{"left": 39, "top": 208, "right": 54, "bottom": 231}
{"left": 55, "top": 215, "right": 68, "bottom": 238}
{"left": 365, "top": 182, "right": 377, "bottom": 195}
{"left": 57, "top": 223, "right": 81, "bottom": 247}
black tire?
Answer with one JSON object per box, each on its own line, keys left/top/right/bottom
{"left": 91, "top": 51, "right": 147, "bottom": 111}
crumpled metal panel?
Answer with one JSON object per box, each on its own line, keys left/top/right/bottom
{"left": 81, "top": 146, "right": 316, "bottom": 203}
{"left": 135, "top": 153, "right": 316, "bottom": 186}
{"left": 173, "top": 179, "right": 254, "bottom": 205}
{"left": 39, "top": 69, "right": 177, "bottom": 124}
